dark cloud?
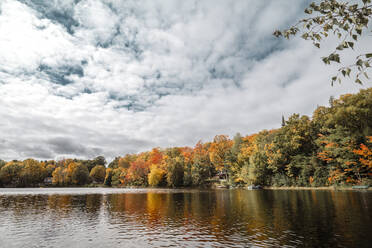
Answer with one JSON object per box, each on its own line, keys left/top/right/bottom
{"left": 19, "top": 0, "right": 80, "bottom": 34}
{"left": 48, "top": 137, "right": 88, "bottom": 155}
{"left": 38, "top": 64, "right": 84, "bottom": 85}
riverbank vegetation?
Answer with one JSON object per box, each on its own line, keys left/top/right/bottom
{"left": 0, "top": 88, "right": 371, "bottom": 188}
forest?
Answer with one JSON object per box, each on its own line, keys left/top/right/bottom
{"left": 0, "top": 88, "right": 371, "bottom": 188}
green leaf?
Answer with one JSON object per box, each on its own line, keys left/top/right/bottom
{"left": 304, "top": 8, "right": 313, "bottom": 14}
{"left": 273, "top": 30, "right": 282, "bottom": 37}
{"left": 314, "top": 43, "right": 320, "bottom": 48}
{"left": 336, "top": 44, "right": 344, "bottom": 50}
{"left": 364, "top": 72, "right": 369, "bottom": 79}
{"left": 346, "top": 68, "right": 351, "bottom": 77}
{"left": 356, "top": 59, "right": 363, "bottom": 66}
{"left": 352, "top": 34, "right": 358, "bottom": 40}
{"left": 347, "top": 42, "right": 354, "bottom": 49}
{"left": 331, "top": 54, "right": 340, "bottom": 63}
{"left": 301, "top": 33, "right": 309, "bottom": 39}
{"left": 366, "top": 53, "right": 372, "bottom": 58}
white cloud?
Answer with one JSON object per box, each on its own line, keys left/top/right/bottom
{"left": 0, "top": 0, "right": 369, "bottom": 161}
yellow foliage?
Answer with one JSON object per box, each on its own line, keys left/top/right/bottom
{"left": 148, "top": 165, "right": 165, "bottom": 187}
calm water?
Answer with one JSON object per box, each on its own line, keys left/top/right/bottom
{"left": 0, "top": 188, "right": 371, "bottom": 248}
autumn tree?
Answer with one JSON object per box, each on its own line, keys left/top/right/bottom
{"left": 148, "top": 165, "right": 166, "bottom": 187}
{"left": 149, "top": 148, "right": 163, "bottom": 165}
{"left": 118, "top": 154, "right": 134, "bottom": 169}
{"left": 236, "top": 134, "right": 257, "bottom": 183}
{"left": 52, "top": 167, "right": 65, "bottom": 186}
{"left": 314, "top": 88, "right": 372, "bottom": 184}
{"left": 44, "top": 161, "right": 56, "bottom": 177}
{"left": 209, "top": 135, "right": 233, "bottom": 180}
{"left": 353, "top": 136, "right": 372, "bottom": 183}
{"left": 181, "top": 147, "right": 193, "bottom": 186}
{"left": 126, "top": 158, "right": 150, "bottom": 186}
{"left": 0, "top": 161, "right": 23, "bottom": 186}
{"left": 20, "top": 159, "right": 47, "bottom": 186}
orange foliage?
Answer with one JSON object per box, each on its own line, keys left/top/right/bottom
{"left": 149, "top": 148, "right": 163, "bottom": 165}
{"left": 208, "top": 135, "right": 233, "bottom": 171}
{"left": 309, "top": 176, "right": 314, "bottom": 184}
{"left": 353, "top": 137, "right": 372, "bottom": 169}
{"left": 126, "top": 158, "right": 150, "bottom": 185}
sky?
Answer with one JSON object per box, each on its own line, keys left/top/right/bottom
{"left": 0, "top": 0, "right": 369, "bottom": 161}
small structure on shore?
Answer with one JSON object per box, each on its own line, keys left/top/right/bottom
{"left": 43, "top": 177, "right": 53, "bottom": 186}
{"left": 247, "top": 185, "right": 262, "bottom": 190}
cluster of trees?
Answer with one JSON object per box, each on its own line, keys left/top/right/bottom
{"left": 0, "top": 156, "right": 107, "bottom": 187}
{"left": 0, "top": 89, "right": 371, "bottom": 188}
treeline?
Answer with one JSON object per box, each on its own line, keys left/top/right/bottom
{"left": 0, "top": 88, "right": 371, "bottom": 188}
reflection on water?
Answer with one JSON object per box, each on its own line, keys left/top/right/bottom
{"left": 0, "top": 189, "right": 371, "bottom": 248}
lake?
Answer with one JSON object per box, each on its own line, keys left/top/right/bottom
{"left": 0, "top": 188, "right": 371, "bottom": 248}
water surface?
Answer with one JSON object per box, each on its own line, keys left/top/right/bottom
{"left": 0, "top": 188, "right": 371, "bottom": 248}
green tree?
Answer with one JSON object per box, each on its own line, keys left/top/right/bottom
{"left": 108, "top": 157, "right": 120, "bottom": 169}
{"left": 191, "top": 142, "right": 211, "bottom": 186}
{"left": 229, "top": 133, "right": 243, "bottom": 182}
{"left": 166, "top": 156, "right": 184, "bottom": 187}
{"left": 0, "top": 159, "right": 5, "bottom": 186}
{"left": 104, "top": 168, "right": 113, "bottom": 186}
{"left": 111, "top": 168, "right": 126, "bottom": 186}
{"left": 274, "top": 0, "right": 372, "bottom": 84}
{"left": 0, "top": 159, "right": 5, "bottom": 169}
{"left": 66, "top": 162, "right": 90, "bottom": 185}
{"left": 265, "top": 114, "right": 316, "bottom": 182}
{"left": 244, "top": 130, "right": 274, "bottom": 185}
{"left": 93, "top": 156, "right": 106, "bottom": 166}
{"left": 89, "top": 165, "right": 106, "bottom": 183}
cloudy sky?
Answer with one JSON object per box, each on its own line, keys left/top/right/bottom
{"left": 0, "top": 0, "right": 369, "bottom": 161}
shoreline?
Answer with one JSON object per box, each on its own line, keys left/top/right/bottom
{"left": 1, "top": 185, "right": 370, "bottom": 191}
{"left": 263, "top": 186, "right": 371, "bottom": 191}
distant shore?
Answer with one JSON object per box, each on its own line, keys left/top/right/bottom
{"left": 263, "top": 186, "right": 371, "bottom": 191}
{"left": 1, "top": 185, "right": 370, "bottom": 191}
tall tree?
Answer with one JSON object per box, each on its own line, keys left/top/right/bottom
{"left": 209, "top": 135, "right": 232, "bottom": 179}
